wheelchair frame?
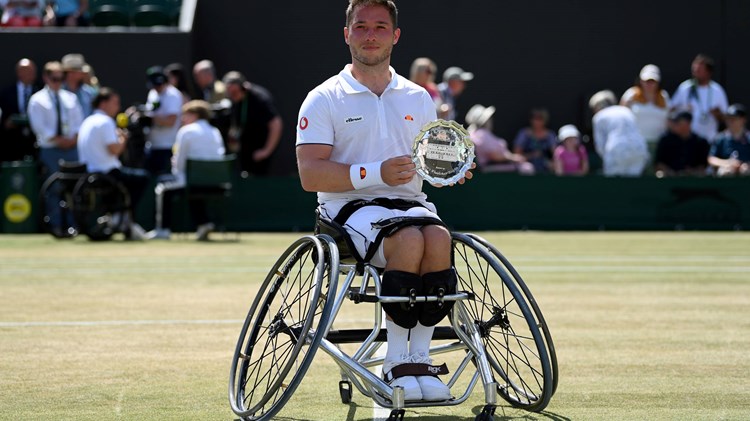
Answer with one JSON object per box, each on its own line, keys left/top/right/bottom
{"left": 229, "top": 220, "right": 557, "bottom": 421}
{"left": 38, "top": 163, "right": 131, "bottom": 241}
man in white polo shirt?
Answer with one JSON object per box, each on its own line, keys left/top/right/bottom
{"left": 296, "top": 0, "right": 471, "bottom": 402}
{"left": 143, "top": 66, "right": 183, "bottom": 176}
{"left": 77, "top": 87, "right": 149, "bottom": 240}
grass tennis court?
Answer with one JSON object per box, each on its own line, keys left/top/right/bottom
{"left": 1, "top": 232, "right": 749, "bottom": 420}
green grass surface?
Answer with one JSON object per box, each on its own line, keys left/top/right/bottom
{"left": 1, "top": 232, "right": 749, "bottom": 420}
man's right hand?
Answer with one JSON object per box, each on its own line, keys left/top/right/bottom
{"left": 381, "top": 155, "right": 416, "bottom": 186}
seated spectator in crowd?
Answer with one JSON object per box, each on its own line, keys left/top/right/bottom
{"left": 0, "top": 58, "right": 40, "bottom": 163}
{"left": 45, "top": 0, "right": 89, "bottom": 26}
{"left": 148, "top": 100, "right": 226, "bottom": 241}
{"left": 223, "top": 71, "right": 282, "bottom": 176}
{"left": 590, "top": 90, "right": 649, "bottom": 176}
{"left": 62, "top": 53, "right": 97, "bottom": 117}
{"left": 621, "top": 64, "right": 670, "bottom": 168}
{"left": 192, "top": 59, "right": 226, "bottom": 104}
{"left": 513, "top": 108, "right": 557, "bottom": 174}
{"left": 1, "top": 0, "right": 44, "bottom": 27}
{"left": 438, "top": 66, "right": 473, "bottom": 122}
{"left": 409, "top": 57, "right": 443, "bottom": 117}
{"left": 165, "top": 62, "right": 193, "bottom": 104}
{"left": 708, "top": 104, "right": 750, "bottom": 177}
{"left": 76, "top": 88, "right": 149, "bottom": 240}
{"left": 553, "top": 124, "right": 589, "bottom": 176}
{"left": 670, "top": 54, "right": 728, "bottom": 142}
{"left": 465, "top": 104, "right": 533, "bottom": 174}
{"left": 654, "top": 111, "right": 710, "bottom": 177}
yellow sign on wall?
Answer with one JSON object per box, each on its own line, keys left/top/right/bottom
{"left": 4, "top": 194, "right": 32, "bottom": 223}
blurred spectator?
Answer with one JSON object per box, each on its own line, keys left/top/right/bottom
{"left": 554, "top": 124, "right": 589, "bottom": 176}
{"left": 465, "top": 104, "right": 533, "bottom": 174}
{"left": 148, "top": 100, "right": 226, "bottom": 241}
{"left": 76, "top": 88, "right": 149, "bottom": 240}
{"left": 223, "top": 71, "right": 282, "bottom": 176}
{"left": 409, "top": 57, "right": 443, "bottom": 117}
{"left": 654, "top": 111, "right": 709, "bottom": 177}
{"left": 708, "top": 104, "right": 750, "bottom": 177}
{"left": 589, "top": 90, "right": 649, "bottom": 176}
{"left": 28, "top": 61, "right": 83, "bottom": 175}
{"left": 45, "top": 0, "right": 89, "bottom": 26}
{"left": 193, "top": 59, "right": 226, "bottom": 104}
{"left": 61, "top": 53, "right": 97, "bottom": 117}
{"left": 670, "top": 54, "right": 728, "bottom": 142}
{"left": 513, "top": 108, "right": 557, "bottom": 174}
{"left": 0, "top": 58, "right": 40, "bottom": 162}
{"left": 143, "top": 65, "right": 183, "bottom": 176}
{"left": 437, "top": 66, "right": 473, "bottom": 122}
{"left": 82, "top": 63, "right": 99, "bottom": 89}
{"left": 0, "top": 0, "right": 44, "bottom": 27}
{"left": 28, "top": 61, "right": 84, "bottom": 237}
{"left": 164, "top": 62, "right": 193, "bottom": 104}
{"left": 621, "top": 64, "right": 670, "bottom": 167}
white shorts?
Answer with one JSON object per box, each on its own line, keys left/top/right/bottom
{"left": 341, "top": 205, "right": 441, "bottom": 268}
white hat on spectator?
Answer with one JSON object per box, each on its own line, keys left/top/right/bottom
{"left": 558, "top": 124, "right": 580, "bottom": 141}
{"left": 639, "top": 64, "right": 661, "bottom": 82}
{"left": 465, "top": 104, "right": 496, "bottom": 128}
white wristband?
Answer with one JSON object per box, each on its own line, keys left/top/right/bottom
{"left": 349, "top": 161, "right": 384, "bottom": 190}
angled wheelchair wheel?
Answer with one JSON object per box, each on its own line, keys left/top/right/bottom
{"left": 38, "top": 172, "right": 79, "bottom": 238}
{"left": 451, "top": 233, "right": 555, "bottom": 412}
{"left": 72, "top": 173, "right": 130, "bottom": 241}
{"left": 229, "top": 235, "right": 335, "bottom": 421}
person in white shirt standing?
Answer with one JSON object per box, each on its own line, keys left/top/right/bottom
{"left": 148, "top": 100, "right": 225, "bottom": 241}
{"left": 670, "top": 54, "right": 729, "bottom": 142}
{"left": 77, "top": 87, "right": 149, "bottom": 240}
{"left": 28, "top": 61, "right": 83, "bottom": 237}
{"left": 143, "top": 66, "right": 183, "bottom": 176}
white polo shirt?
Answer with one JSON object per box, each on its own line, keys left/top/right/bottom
{"left": 171, "top": 119, "right": 225, "bottom": 185}
{"left": 296, "top": 65, "right": 438, "bottom": 214}
{"left": 670, "top": 80, "right": 728, "bottom": 141}
{"left": 77, "top": 110, "right": 122, "bottom": 173}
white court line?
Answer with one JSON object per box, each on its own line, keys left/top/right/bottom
{"left": 0, "top": 319, "right": 244, "bottom": 328}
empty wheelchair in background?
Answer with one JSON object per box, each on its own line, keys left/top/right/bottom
{"left": 229, "top": 212, "right": 557, "bottom": 420}
{"left": 39, "top": 161, "right": 131, "bottom": 241}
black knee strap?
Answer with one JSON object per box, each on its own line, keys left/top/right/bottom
{"left": 381, "top": 270, "right": 423, "bottom": 329}
{"left": 419, "top": 268, "right": 458, "bottom": 327}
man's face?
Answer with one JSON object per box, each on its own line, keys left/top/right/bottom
{"left": 17, "top": 62, "right": 36, "bottom": 85}
{"left": 448, "top": 79, "right": 466, "bottom": 96}
{"left": 45, "top": 71, "right": 64, "bottom": 91}
{"left": 194, "top": 69, "right": 213, "bottom": 89}
{"left": 691, "top": 61, "right": 711, "bottom": 82}
{"left": 102, "top": 94, "right": 121, "bottom": 118}
{"left": 726, "top": 116, "right": 747, "bottom": 133}
{"left": 672, "top": 119, "right": 692, "bottom": 138}
{"left": 344, "top": 4, "right": 400, "bottom": 68}
{"left": 226, "top": 83, "right": 244, "bottom": 102}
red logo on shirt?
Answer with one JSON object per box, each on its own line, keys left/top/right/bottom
{"left": 404, "top": 115, "right": 414, "bottom": 121}
{"left": 299, "top": 117, "right": 309, "bottom": 130}
{"left": 359, "top": 167, "right": 367, "bottom": 180}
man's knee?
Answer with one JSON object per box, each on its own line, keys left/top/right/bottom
{"left": 384, "top": 226, "right": 425, "bottom": 264}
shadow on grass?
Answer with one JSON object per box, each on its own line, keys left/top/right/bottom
{"left": 270, "top": 402, "right": 570, "bottom": 421}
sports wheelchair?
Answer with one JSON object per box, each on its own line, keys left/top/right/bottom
{"left": 229, "top": 213, "right": 557, "bottom": 421}
{"left": 38, "top": 161, "right": 132, "bottom": 241}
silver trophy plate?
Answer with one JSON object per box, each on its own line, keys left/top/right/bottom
{"left": 412, "top": 119, "right": 475, "bottom": 186}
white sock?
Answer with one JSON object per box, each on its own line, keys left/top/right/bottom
{"left": 409, "top": 322, "right": 435, "bottom": 357}
{"left": 385, "top": 318, "right": 410, "bottom": 364}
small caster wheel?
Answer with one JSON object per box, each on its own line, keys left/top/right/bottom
{"left": 475, "top": 404, "right": 496, "bottom": 421}
{"left": 339, "top": 380, "right": 353, "bottom": 403}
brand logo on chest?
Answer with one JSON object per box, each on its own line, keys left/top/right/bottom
{"left": 345, "top": 116, "right": 364, "bottom": 124}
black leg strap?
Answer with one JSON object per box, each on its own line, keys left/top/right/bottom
{"left": 384, "top": 362, "right": 450, "bottom": 382}
{"left": 419, "top": 268, "right": 458, "bottom": 327}
{"left": 381, "top": 270, "right": 423, "bottom": 329}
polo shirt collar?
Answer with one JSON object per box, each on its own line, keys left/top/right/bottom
{"left": 339, "top": 65, "right": 404, "bottom": 94}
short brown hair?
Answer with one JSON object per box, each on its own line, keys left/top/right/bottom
{"left": 346, "top": 0, "right": 398, "bottom": 28}
{"left": 182, "top": 100, "right": 212, "bottom": 121}
{"left": 92, "top": 87, "right": 118, "bottom": 109}
{"left": 43, "top": 61, "right": 63, "bottom": 75}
